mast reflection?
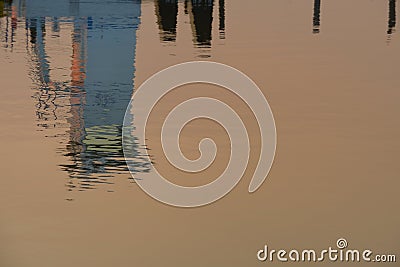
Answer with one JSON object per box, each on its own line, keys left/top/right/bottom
{"left": 387, "top": 0, "right": 396, "bottom": 36}
{"left": 313, "top": 0, "right": 321, "bottom": 34}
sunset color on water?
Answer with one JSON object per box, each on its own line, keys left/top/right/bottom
{"left": 0, "top": 0, "right": 399, "bottom": 266}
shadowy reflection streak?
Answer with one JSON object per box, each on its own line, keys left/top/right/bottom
{"left": 388, "top": 0, "right": 396, "bottom": 35}
{"left": 313, "top": 0, "right": 321, "bottom": 34}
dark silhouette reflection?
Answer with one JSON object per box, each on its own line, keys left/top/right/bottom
{"left": 219, "top": 0, "right": 225, "bottom": 39}
{"left": 20, "top": 0, "right": 151, "bottom": 192}
{"left": 155, "top": 0, "right": 225, "bottom": 54}
{"left": 28, "top": 18, "right": 37, "bottom": 43}
{"left": 190, "top": 0, "right": 214, "bottom": 47}
{"left": 387, "top": 0, "right": 396, "bottom": 35}
{"left": 155, "top": 0, "right": 178, "bottom": 42}
{"left": 313, "top": 0, "right": 321, "bottom": 34}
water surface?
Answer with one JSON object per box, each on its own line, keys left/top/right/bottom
{"left": 1, "top": 0, "right": 399, "bottom": 266}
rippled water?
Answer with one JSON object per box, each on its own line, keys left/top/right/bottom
{"left": 0, "top": 0, "right": 232, "bottom": 191}
{"left": 2, "top": 0, "right": 398, "bottom": 192}
{"left": 1, "top": 1, "right": 399, "bottom": 266}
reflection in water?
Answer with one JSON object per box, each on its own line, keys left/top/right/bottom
{"left": 0, "top": 0, "right": 231, "bottom": 194}
{"left": 0, "top": 0, "right": 398, "bottom": 193}
{"left": 0, "top": 0, "right": 16, "bottom": 48}
{"left": 190, "top": 0, "right": 214, "bottom": 47}
{"left": 0, "top": 0, "right": 12, "bottom": 17}
{"left": 155, "top": 0, "right": 178, "bottom": 42}
{"left": 387, "top": 0, "right": 396, "bottom": 36}
{"left": 219, "top": 0, "right": 225, "bottom": 39}
{"left": 312, "top": 0, "right": 321, "bottom": 34}
{"left": 156, "top": 0, "right": 225, "bottom": 55}
{"left": 312, "top": 0, "right": 397, "bottom": 37}
{"left": 3, "top": 0, "right": 151, "bottom": 192}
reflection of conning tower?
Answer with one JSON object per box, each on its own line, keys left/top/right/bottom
{"left": 387, "top": 0, "right": 396, "bottom": 35}
{"left": 155, "top": 0, "right": 178, "bottom": 42}
{"left": 23, "top": 0, "right": 149, "bottom": 191}
{"left": 190, "top": 0, "right": 214, "bottom": 47}
{"left": 312, "top": 0, "right": 321, "bottom": 34}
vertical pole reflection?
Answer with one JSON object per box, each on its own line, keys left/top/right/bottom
{"left": 11, "top": 5, "right": 17, "bottom": 45}
{"left": 28, "top": 18, "right": 36, "bottom": 43}
{"left": 219, "top": 0, "right": 225, "bottom": 39}
{"left": 313, "top": 0, "right": 321, "bottom": 34}
{"left": 387, "top": 0, "right": 396, "bottom": 35}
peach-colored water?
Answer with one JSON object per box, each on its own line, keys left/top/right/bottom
{"left": 0, "top": 0, "right": 399, "bottom": 266}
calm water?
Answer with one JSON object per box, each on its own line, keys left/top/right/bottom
{"left": 1, "top": 0, "right": 399, "bottom": 266}
{"left": 1, "top": 0, "right": 229, "bottom": 192}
